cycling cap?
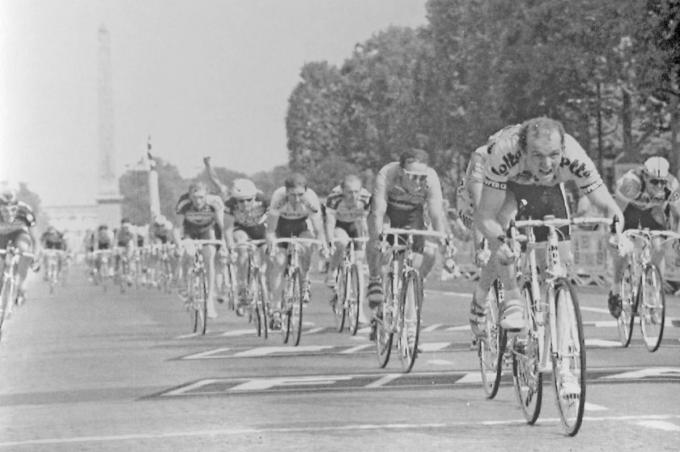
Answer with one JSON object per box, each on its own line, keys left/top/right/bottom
{"left": 232, "top": 179, "right": 257, "bottom": 199}
{"left": 643, "top": 156, "right": 670, "bottom": 179}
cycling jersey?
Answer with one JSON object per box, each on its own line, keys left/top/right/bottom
{"left": 151, "top": 223, "right": 173, "bottom": 244}
{"left": 269, "top": 186, "right": 321, "bottom": 238}
{"left": 615, "top": 168, "right": 680, "bottom": 230}
{"left": 116, "top": 227, "right": 136, "bottom": 247}
{"left": 458, "top": 145, "right": 490, "bottom": 227}
{"left": 325, "top": 185, "right": 371, "bottom": 224}
{"left": 225, "top": 193, "right": 269, "bottom": 228}
{"left": 0, "top": 201, "right": 35, "bottom": 235}
{"left": 375, "top": 161, "right": 443, "bottom": 253}
{"left": 483, "top": 127, "right": 603, "bottom": 195}
{"left": 41, "top": 231, "right": 66, "bottom": 250}
{"left": 176, "top": 192, "right": 224, "bottom": 239}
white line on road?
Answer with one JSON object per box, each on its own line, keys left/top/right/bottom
{"left": 234, "top": 345, "right": 334, "bottom": 357}
{"left": 422, "top": 324, "right": 442, "bottom": 333}
{"left": 174, "top": 332, "right": 200, "bottom": 339}
{"left": 340, "top": 344, "right": 373, "bottom": 354}
{"left": 580, "top": 307, "right": 611, "bottom": 315}
{"left": 220, "top": 329, "right": 255, "bottom": 337}
{"left": 161, "top": 379, "right": 219, "bottom": 397}
{"left": 181, "top": 347, "right": 231, "bottom": 360}
{"left": 428, "top": 359, "right": 454, "bottom": 366}
{"left": 365, "top": 374, "right": 402, "bottom": 388}
{"left": 635, "top": 420, "right": 680, "bottom": 432}
{"left": 3, "top": 415, "right": 679, "bottom": 448}
{"left": 455, "top": 372, "right": 482, "bottom": 384}
{"left": 424, "top": 290, "right": 469, "bottom": 297}
{"left": 584, "top": 403, "right": 609, "bottom": 412}
{"left": 304, "top": 327, "right": 326, "bottom": 335}
{"left": 584, "top": 339, "right": 621, "bottom": 348}
{"left": 446, "top": 325, "right": 471, "bottom": 332}
{"left": 419, "top": 342, "right": 451, "bottom": 352}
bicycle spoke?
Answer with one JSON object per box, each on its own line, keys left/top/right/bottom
{"left": 640, "top": 265, "right": 665, "bottom": 352}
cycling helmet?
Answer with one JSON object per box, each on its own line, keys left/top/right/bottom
{"left": 153, "top": 214, "right": 167, "bottom": 226}
{"left": 232, "top": 178, "right": 257, "bottom": 200}
{"left": 0, "top": 180, "right": 19, "bottom": 204}
{"left": 643, "top": 156, "right": 670, "bottom": 179}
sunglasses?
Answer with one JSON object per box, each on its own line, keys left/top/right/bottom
{"left": 649, "top": 178, "right": 667, "bottom": 186}
{"left": 403, "top": 170, "right": 428, "bottom": 183}
{"left": 237, "top": 198, "right": 255, "bottom": 204}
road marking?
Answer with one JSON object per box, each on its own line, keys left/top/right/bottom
{"left": 175, "top": 332, "right": 201, "bottom": 339}
{"left": 635, "top": 420, "right": 680, "bottom": 432}
{"left": 233, "top": 345, "right": 334, "bottom": 357}
{"left": 446, "top": 325, "right": 471, "bottom": 332}
{"left": 422, "top": 324, "right": 442, "bottom": 333}
{"left": 420, "top": 342, "right": 451, "bottom": 352}
{"left": 455, "top": 372, "right": 482, "bottom": 384}
{"left": 341, "top": 344, "right": 373, "bottom": 354}
{"left": 230, "top": 375, "right": 355, "bottom": 392}
{"left": 220, "top": 329, "right": 255, "bottom": 337}
{"left": 580, "top": 307, "right": 610, "bottom": 315}
{"left": 585, "top": 339, "right": 621, "bottom": 348}
{"left": 181, "top": 347, "right": 231, "bottom": 360}
{"left": 600, "top": 367, "right": 680, "bottom": 380}
{"left": 585, "top": 402, "right": 608, "bottom": 411}
{"left": 424, "top": 290, "right": 469, "bottom": 297}
{"left": 161, "top": 379, "right": 219, "bottom": 397}
{"left": 305, "top": 327, "right": 326, "bottom": 335}
{"left": 365, "top": 374, "right": 401, "bottom": 388}
{"left": 3, "top": 415, "right": 680, "bottom": 447}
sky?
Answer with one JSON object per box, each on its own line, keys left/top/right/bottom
{"left": 0, "top": 0, "right": 428, "bottom": 206}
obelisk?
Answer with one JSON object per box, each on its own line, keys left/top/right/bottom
{"left": 96, "top": 25, "right": 122, "bottom": 226}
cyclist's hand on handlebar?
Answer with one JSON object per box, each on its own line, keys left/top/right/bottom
{"left": 497, "top": 242, "right": 518, "bottom": 266}
{"left": 475, "top": 247, "right": 491, "bottom": 267}
{"left": 609, "top": 234, "right": 633, "bottom": 257}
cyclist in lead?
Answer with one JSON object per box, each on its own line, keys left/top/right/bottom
{"left": 113, "top": 218, "right": 138, "bottom": 286}
{"left": 0, "top": 181, "right": 38, "bottom": 304}
{"left": 608, "top": 156, "right": 680, "bottom": 318}
{"left": 176, "top": 181, "right": 226, "bottom": 319}
{"left": 366, "top": 148, "right": 449, "bottom": 341}
{"left": 474, "top": 117, "right": 624, "bottom": 334}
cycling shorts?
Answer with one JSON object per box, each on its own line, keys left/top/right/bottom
{"left": 335, "top": 220, "right": 360, "bottom": 239}
{"left": 0, "top": 230, "right": 32, "bottom": 250}
{"left": 385, "top": 204, "right": 426, "bottom": 253}
{"left": 508, "top": 182, "right": 570, "bottom": 242}
{"left": 234, "top": 223, "right": 266, "bottom": 241}
{"left": 623, "top": 204, "right": 666, "bottom": 231}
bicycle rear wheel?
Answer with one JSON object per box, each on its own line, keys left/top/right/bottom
{"left": 552, "top": 278, "right": 586, "bottom": 437}
{"left": 479, "top": 279, "right": 507, "bottom": 399}
{"left": 0, "top": 276, "right": 15, "bottom": 342}
{"left": 332, "top": 267, "right": 346, "bottom": 332}
{"left": 192, "top": 271, "right": 208, "bottom": 335}
{"left": 639, "top": 264, "right": 665, "bottom": 352}
{"left": 283, "top": 269, "right": 303, "bottom": 346}
{"left": 376, "top": 272, "right": 395, "bottom": 368}
{"left": 398, "top": 271, "right": 422, "bottom": 373}
{"left": 512, "top": 282, "right": 542, "bottom": 424}
{"left": 617, "top": 264, "right": 636, "bottom": 347}
{"left": 346, "top": 264, "right": 362, "bottom": 336}
{"left": 257, "top": 272, "right": 269, "bottom": 339}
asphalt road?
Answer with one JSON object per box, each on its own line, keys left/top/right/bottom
{"left": 0, "top": 268, "right": 678, "bottom": 451}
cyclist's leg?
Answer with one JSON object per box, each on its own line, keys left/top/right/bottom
{"left": 233, "top": 228, "right": 250, "bottom": 304}
{"left": 298, "top": 229, "right": 315, "bottom": 302}
{"left": 13, "top": 232, "right": 34, "bottom": 301}
{"left": 327, "top": 226, "right": 350, "bottom": 287}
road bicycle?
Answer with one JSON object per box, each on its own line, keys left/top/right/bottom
{"left": 618, "top": 228, "right": 680, "bottom": 352}
{"left": 270, "top": 237, "right": 323, "bottom": 346}
{"left": 43, "top": 249, "right": 64, "bottom": 294}
{"left": 92, "top": 249, "right": 113, "bottom": 292}
{"left": 156, "top": 244, "right": 177, "bottom": 294}
{"left": 234, "top": 240, "right": 269, "bottom": 338}
{"left": 0, "top": 245, "right": 34, "bottom": 342}
{"left": 375, "top": 228, "right": 451, "bottom": 373}
{"left": 331, "top": 237, "right": 367, "bottom": 335}
{"left": 217, "top": 251, "right": 239, "bottom": 315}
{"left": 183, "top": 239, "right": 223, "bottom": 335}
{"left": 508, "top": 215, "right": 613, "bottom": 436}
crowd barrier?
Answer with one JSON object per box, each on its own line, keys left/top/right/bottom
{"left": 443, "top": 229, "right": 680, "bottom": 292}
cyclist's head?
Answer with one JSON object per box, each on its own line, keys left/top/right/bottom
{"left": 46, "top": 225, "right": 57, "bottom": 233}
{"left": 341, "top": 174, "right": 362, "bottom": 203}
{"left": 643, "top": 156, "right": 670, "bottom": 193}
{"left": 153, "top": 214, "right": 168, "bottom": 227}
{"left": 120, "top": 217, "right": 131, "bottom": 229}
{"left": 519, "top": 117, "right": 566, "bottom": 184}
{"left": 0, "top": 180, "right": 19, "bottom": 205}
{"left": 188, "top": 181, "right": 208, "bottom": 208}
{"left": 98, "top": 224, "right": 108, "bottom": 231}
{"left": 231, "top": 178, "right": 257, "bottom": 202}
{"left": 284, "top": 173, "right": 307, "bottom": 204}
{"left": 399, "top": 148, "right": 430, "bottom": 192}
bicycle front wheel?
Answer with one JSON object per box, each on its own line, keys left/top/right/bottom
{"left": 551, "top": 278, "right": 586, "bottom": 437}
{"left": 346, "top": 264, "right": 362, "bottom": 336}
{"left": 289, "top": 269, "right": 303, "bottom": 346}
{"left": 639, "top": 264, "right": 665, "bottom": 352}
{"left": 0, "top": 276, "right": 15, "bottom": 342}
{"left": 332, "top": 267, "right": 346, "bottom": 332}
{"left": 376, "top": 272, "right": 395, "bottom": 368}
{"left": 617, "top": 264, "right": 636, "bottom": 347}
{"left": 398, "top": 271, "right": 422, "bottom": 373}
{"left": 512, "top": 282, "right": 542, "bottom": 424}
{"left": 479, "top": 279, "right": 507, "bottom": 399}
{"left": 257, "top": 272, "right": 269, "bottom": 340}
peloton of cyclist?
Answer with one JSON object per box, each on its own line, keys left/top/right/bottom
{"left": 40, "top": 225, "right": 68, "bottom": 281}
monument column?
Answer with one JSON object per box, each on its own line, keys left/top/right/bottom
{"left": 96, "top": 25, "right": 123, "bottom": 226}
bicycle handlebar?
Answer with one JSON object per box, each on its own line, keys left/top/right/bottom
{"left": 268, "top": 238, "right": 324, "bottom": 246}
{"left": 380, "top": 228, "right": 446, "bottom": 239}
{"left": 623, "top": 229, "right": 680, "bottom": 243}
{"left": 233, "top": 239, "right": 268, "bottom": 249}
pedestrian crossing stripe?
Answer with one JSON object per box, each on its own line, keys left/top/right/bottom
{"left": 155, "top": 366, "right": 680, "bottom": 398}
